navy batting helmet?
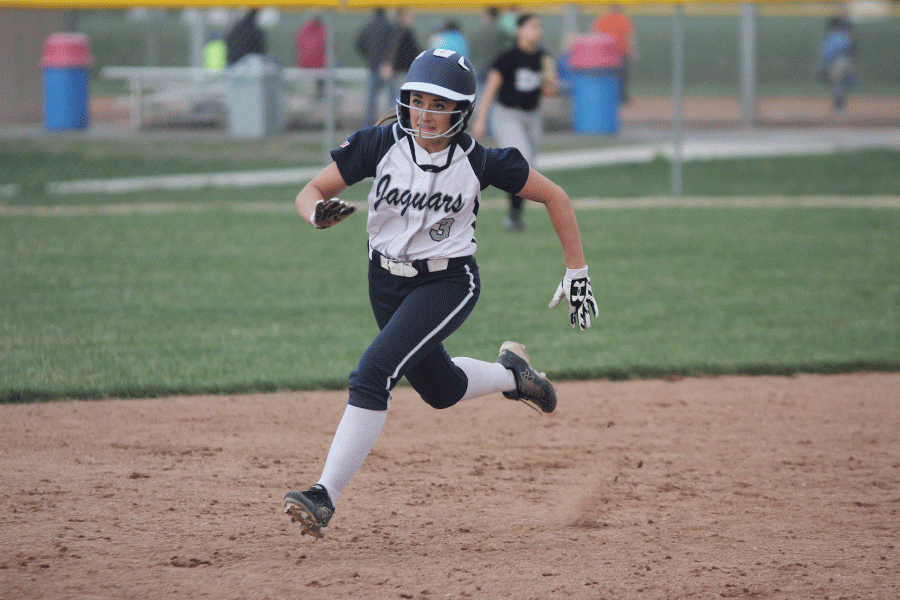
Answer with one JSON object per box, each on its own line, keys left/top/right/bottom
{"left": 397, "top": 49, "right": 477, "bottom": 138}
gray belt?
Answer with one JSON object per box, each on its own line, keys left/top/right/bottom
{"left": 368, "top": 246, "right": 450, "bottom": 277}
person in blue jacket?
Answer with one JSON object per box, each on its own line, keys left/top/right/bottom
{"left": 819, "top": 16, "right": 855, "bottom": 115}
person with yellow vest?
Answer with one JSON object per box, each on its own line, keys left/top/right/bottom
{"left": 204, "top": 34, "right": 227, "bottom": 71}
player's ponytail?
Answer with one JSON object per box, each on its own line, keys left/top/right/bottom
{"left": 374, "top": 111, "right": 398, "bottom": 128}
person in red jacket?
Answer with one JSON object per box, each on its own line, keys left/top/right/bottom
{"left": 296, "top": 15, "right": 328, "bottom": 100}
{"left": 593, "top": 4, "right": 637, "bottom": 104}
{"left": 296, "top": 15, "right": 326, "bottom": 68}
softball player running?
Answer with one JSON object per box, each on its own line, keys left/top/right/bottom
{"left": 283, "top": 49, "right": 598, "bottom": 539}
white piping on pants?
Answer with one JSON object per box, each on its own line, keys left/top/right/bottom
{"left": 384, "top": 264, "right": 477, "bottom": 396}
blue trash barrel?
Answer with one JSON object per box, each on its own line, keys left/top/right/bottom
{"left": 572, "top": 69, "right": 621, "bottom": 134}
{"left": 41, "top": 33, "right": 94, "bottom": 131}
{"left": 569, "top": 33, "right": 622, "bottom": 135}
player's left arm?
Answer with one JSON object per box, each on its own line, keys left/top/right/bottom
{"left": 518, "top": 168, "right": 599, "bottom": 330}
{"left": 517, "top": 168, "right": 584, "bottom": 269}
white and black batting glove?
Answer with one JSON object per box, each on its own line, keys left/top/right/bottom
{"left": 548, "top": 266, "right": 600, "bottom": 330}
{"left": 311, "top": 198, "right": 356, "bottom": 229}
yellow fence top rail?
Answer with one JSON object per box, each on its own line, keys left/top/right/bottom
{"left": 4, "top": 0, "right": 340, "bottom": 7}
{"left": 4, "top": 0, "right": 850, "bottom": 9}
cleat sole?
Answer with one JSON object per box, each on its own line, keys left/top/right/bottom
{"left": 284, "top": 501, "right": 326, "bottom": 540}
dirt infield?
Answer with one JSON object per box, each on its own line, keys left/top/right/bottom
{"left": 617, "top": 94, "right": 900, "bottom": 128}
{"left": 2, "top": 373, "right": 898, "bottom": 599}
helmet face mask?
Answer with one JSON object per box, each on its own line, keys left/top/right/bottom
{"left": 396, "top": 93, "right": 471, "bottom": 139}
{"left": 396, "top": 49, "right": 476, "bottom": 139}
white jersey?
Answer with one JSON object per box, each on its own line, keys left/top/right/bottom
{"left": 332, "top": 123, "right": 530, "bottom": 262}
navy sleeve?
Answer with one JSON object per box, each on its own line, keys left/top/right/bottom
{"left": 467, "top": 141, "right": 530, "bottom": 195}
{"left": 330, "top": 125, "right": 395, "bottom": 186}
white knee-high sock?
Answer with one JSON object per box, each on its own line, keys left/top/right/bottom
{"left": 452, "top": 357, "right": 517, "bottom": 401}
{"left": 317, "top": 404, "right": 387, "bottom": 504}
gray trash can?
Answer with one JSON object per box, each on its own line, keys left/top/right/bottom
{"left": 227, "top": 54, "right": 282, "bottom": 138}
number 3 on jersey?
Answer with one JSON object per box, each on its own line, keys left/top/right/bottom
{"left": 430, "top": 217, "right": 455, "bottom": 242}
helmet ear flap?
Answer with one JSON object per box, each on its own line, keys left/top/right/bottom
{"left": 445, "top": 101, "right": 472, "bottom": 135}
{"left": 397, "top": 90, "right": 409, "bottom": 127}
{"left": 397, "top": 89, "right": 412, "bottom": 129}
{"left": 458, "top": 101, "right": 474, "bottom": 132}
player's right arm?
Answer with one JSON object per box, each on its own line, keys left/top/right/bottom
{"left": 541, "top": 54, "right": 559, "bottom": 98}
{"left": 295, "top": 162, "right": 352, "bottom": 228}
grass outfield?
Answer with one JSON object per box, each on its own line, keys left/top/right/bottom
{"left": 2, "top": 202, "right": 898, "bottom": 403}
{"left": 3, "top": 139, "right": 900, "bottom": 201}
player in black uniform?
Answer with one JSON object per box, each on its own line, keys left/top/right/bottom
{"left": 283, "top": 49, "right": 598, "bottom": 539}
{"left": 472, "top": 13, "right": 558, "bottom": 231}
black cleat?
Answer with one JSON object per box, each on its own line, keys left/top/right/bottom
{"left": 283, "top": 484, "right": 334, "bottom": 540}
{"left": 496, "top": 341, "right": 557, "bottom": 414}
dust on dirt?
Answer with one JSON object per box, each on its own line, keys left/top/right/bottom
{"left": 2, "top": 373, "right": 898, "bottom": 599}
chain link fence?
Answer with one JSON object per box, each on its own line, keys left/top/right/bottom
{"left": 2, "top": 4, "right": 899, "bottom": 131}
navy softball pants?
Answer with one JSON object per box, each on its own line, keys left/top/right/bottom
{"left": 348, "top": 256, "right": 481, "bottom": 412}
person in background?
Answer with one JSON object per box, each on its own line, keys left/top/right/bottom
{"left": 204, "top": 33, "right": 226, "bottom": 71}
{"left": 592, "top": 4, "right": 637, "bottom": 104}
{"left": 472, "top": 14, "right": 558, "bottom": 232}
{"left": 498, "top": 7, "right": 520, "bottom": 37}
{"left": 296, "top": 15, "right": 326, "bottom": 69}
{"left": 469, "top": 7, "right": 513, "bottom": 91}
{"left": 356, "top": 8, "right": 395, "bottom": 127}
{"left": 434, "top": 20, "right": 468, "bottom": 58}
{"left": 469, "top": 7, "right": 513, "bottom": 139}
{"left": 819, "top": 15, "right": 856, "bottom": 116}
{"left": 831, "top": 5, "right": 856, "bottom": 53}
{"left": 296, "top": 14, "right": 327, "bottom": 100}
{"left": 385, "top": 8, "right": 422, "bottom": 91}
{"left": 427, "top": 19, "right": 445, "bottom": 49}
{"left": 226, "top": 8, "right": 266, "bottom": 66}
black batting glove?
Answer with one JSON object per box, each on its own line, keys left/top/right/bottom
{"left": 312, "top": 198, "right": 356, "bottom": 229}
